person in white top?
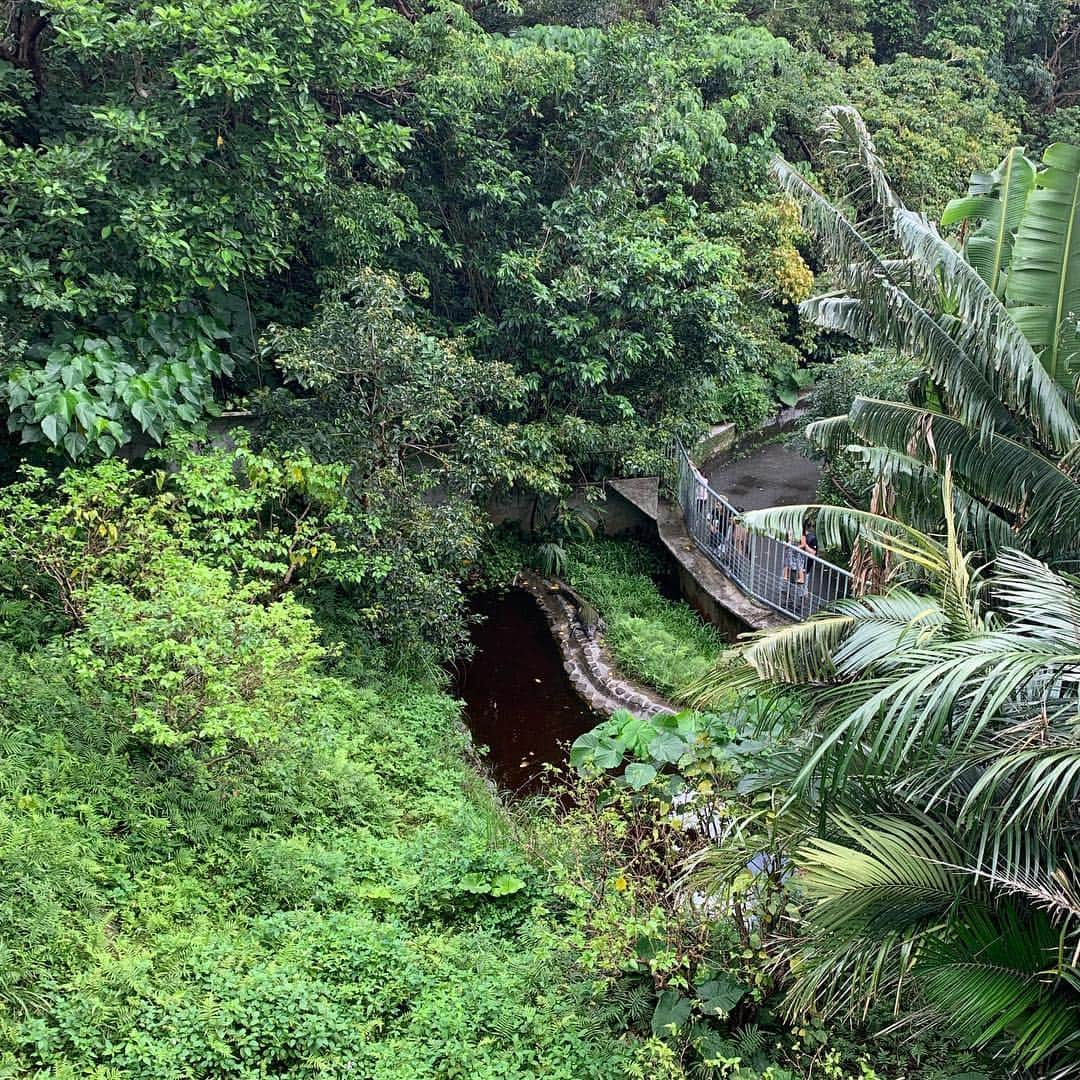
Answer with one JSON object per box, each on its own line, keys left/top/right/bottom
{"left": 692, "top": 464, "right": 708, "bottom": 524}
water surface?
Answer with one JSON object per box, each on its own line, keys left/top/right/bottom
{"left": 455, "top": 589, "right": 597, "bottom": 793}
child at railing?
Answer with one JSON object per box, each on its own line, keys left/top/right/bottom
{"left": 783, "top": 523, "right": 818, "bottom": 603}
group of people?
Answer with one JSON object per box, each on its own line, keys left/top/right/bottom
{"left": 691, "top": 464, "right": 818, "bottom": 604}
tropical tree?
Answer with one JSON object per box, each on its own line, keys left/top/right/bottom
{"left": 390, "top": 9, "right": 820, "bottom": 481}
{"left": 686, "top": 114, "right": 1080, "bottom": 1070}
{"left": 942, "top": 141, "right": 1080, "bottom": 384}
{"left": 690, "top": 497, "right": 1080, "bottom": 1074}
{"left": 0, "top": 0, "right": 408, "bottom": 456}
{"left": 764, "top": 107, "right": 1080, "bottom": 569}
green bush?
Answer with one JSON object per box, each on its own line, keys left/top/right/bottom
{"left": 67, "top": 560, "right": 325, "bottom": 755}
{"left": 563, "top": 539, "right": 725, "bottom": 700}
{"left": 0, "top": 612, "right": 640, "bottom": 1077}
{"left": 700, "top": 372, "right": 775, "bottom": 433}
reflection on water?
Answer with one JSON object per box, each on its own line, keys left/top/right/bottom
{"left": 454, "top": 589, "right": 598, "bottom": 793}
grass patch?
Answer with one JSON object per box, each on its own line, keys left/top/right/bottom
{"left": 563, "top": 538, "right": 724, "bottom": 701}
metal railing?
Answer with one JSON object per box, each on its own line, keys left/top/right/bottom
{"left": 670, "top": 437, "right": 851, "bottom": 620}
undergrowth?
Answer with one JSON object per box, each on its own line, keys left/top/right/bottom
{"left": 0, "top": 640, "right": 650, "bottom": 1079}
{"left": 562, "top": 538, "right": 726, "bottom": 701}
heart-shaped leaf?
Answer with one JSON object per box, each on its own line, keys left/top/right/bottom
{"left": 651, "top": 990, "right": 692, "bottom": 1036}
{"left": 623, "top": 762, "right": 657, "bottom": 790}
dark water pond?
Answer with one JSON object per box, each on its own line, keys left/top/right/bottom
{"left": 453, "top": 589, "right": 598, "bottom": 793}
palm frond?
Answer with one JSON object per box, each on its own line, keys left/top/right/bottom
{"left": 799, "top": 290, "right": 1014, "bottom": 442}
{"left": 962, "top": 737, "right": 1080, "bottom": 849}
{"left": 847, "top": 398, "right": 1080, "bottom": 555}
{"left": 805, "top": 413, "right": 853, "bottom": 457}
{"left": 963, "top": 864, "right": 1080, "bottom": 968}
{"left": 991, "top": 548, "right": 1080, "bottom": 641}
{"left": 739, "top": 502, "right": 943, "bottom": 568}
{"left": 850, "top": 445, "right": 1015, "bottom": 557}
{"left": 774, "top": 156, "right": 1013, "bottom": 441}
{"left": 798, "top": 814, "right": 964, "bottom": 935}
{"left": 818, "top": 104, "right": 905, "bottom": 218}
{"left": 782, "top": 930, "right": 919, "bottom": 1025}
{"left": 917, "top": 905, "right": 1080, "bottom": 1070}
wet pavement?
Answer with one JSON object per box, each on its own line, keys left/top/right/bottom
{"left": 706, "top": 439, "right": 821, "bottom": 511}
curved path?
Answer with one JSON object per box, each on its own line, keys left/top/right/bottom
{"left": 706, "top": 439, "right": 821, "bottom": 511}
{"left": 669, "top": 438, "right": 851, "bottom": 622}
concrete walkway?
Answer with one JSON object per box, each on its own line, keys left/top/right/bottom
{"left": 707, "top": 441, "right": 821, "bottom": 512}
{"left": 608, "top": 477, "right": 784, "bottom": 635}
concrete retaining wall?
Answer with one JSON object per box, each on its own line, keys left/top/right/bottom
{"left": 486, "top": 483, "right": 657, "bottom": 538}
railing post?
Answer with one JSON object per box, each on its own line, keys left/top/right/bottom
{"left": 747, "top": 533, "right": 756, "bottom": 601}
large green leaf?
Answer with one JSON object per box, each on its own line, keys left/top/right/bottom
{"left": 942, "top": 147, "right": 1037, "bottom": 297}
{"left": 891, "top": 207, "right": 1078, "bottom": 454}
{"left": 1005, "top": 143, "right": 1080, "bottom": 386}
{"left": 651, "top": 989, "right": 692, "bottom": 1035}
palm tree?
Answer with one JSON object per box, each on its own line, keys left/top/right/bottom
{"left": 758, "top": 109, "right": 1080, "bottom": 570}
{"left": 689, "top": 494, "right": 1080, "bottom": 1074}
{"left": 683, "top": 111, "right": 1080, "bottom": 1072}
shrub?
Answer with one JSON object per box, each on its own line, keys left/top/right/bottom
{"left": 0, "top": 627, "right": 642, "bottom": 1078}
{"left": 66, "top": 560, "right": 325, "bottom": 756}
{"left": 563, "top": 539, "right": 725, "bottom": 700}
{"left": 701, "top": 373, "right": 775, "bottom": 433}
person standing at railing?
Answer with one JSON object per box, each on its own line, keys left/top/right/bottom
{"left": 785, "top": 523, "right": 818, "bottom": 603}
{"left": 783, "top": 520, "right": 817, "bottom": 603}
{"left": 730, "top": 506, "right": 749, "bottom": 568}
{"left": 799, "top": 525, "right": 818, "bottom": 601}
{"left": 692, "top": 464, "right": 708, "bottom": 529}
{"left": 707, "top": 506, "right": 724, "bottom": 554}
{"left": 782, "top": 533, "right": 804, "bottom": 597}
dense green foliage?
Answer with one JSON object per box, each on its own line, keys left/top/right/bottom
{"left": 5, "top": 0, "right": 1080, "bottom": 1075}
{"left": 3, "top": 0, "right": 1033, "bottom": 479}
{"left": 0, "top": 0, "right": 406, "bottom": 454}
{"left": 3, "top": 646, "right": 657, "bottom": 1077}
{"left": 0, "top": 446, "right": 664, "bottom": 1078}
{"left": 741, "top": 0, "right": 1077, "bottom": 142}
{"left": 675, "top": 106, "right": 1080, "bottom": 1077}
{"left": 692, "top": 509, "right": 1080, "bottom": 1076}
{"left": 564, "top": 539, "right": 725, "bottom": 699}
{"left": 765, "top": 111, "right": 1080, "bottom": 575}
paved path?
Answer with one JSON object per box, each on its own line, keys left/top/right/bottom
{"left": 610, "top": 436, "right": 849, "bottom": 628}
{"left": 706, "top": 441, "right": 821, "bottom": 511}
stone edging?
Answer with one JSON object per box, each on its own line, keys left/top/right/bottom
{"left": 693, "top": 391, "right": 814, "bottom": 468}
{"left": 514, "top": 573, "right": 676, "bottom": 719}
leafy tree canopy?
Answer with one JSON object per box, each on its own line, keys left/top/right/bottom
{"left": 0, "top": 0, "right": 408, "bottom": 453}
